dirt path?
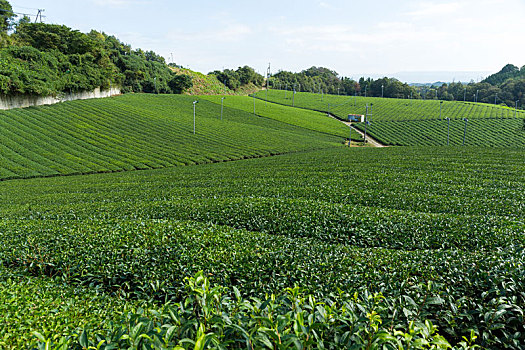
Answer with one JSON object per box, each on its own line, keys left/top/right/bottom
{"left": 328, "top": 114, "right": 387, "bottom": 147}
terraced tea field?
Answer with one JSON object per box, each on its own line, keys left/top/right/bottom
{"left": 1, "top": 146, "right": 524, "bottom": 348}
{"left": 200, "top": 95, "right": 361, "bottom": 139}
{"left": 257, "top": 90, "right": 525, "bottom": 147}
{"left": 354, "top": 118, "right": 525, "bottom": 147}
{"left": 256, "top": 89, "right": 525, "bottom": 121}
{"left": 0, "top": 94, "right": 346, "bottom": 180}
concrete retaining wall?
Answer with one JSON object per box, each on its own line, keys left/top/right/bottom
{"left": 0, "top": 87, "right": 122, "bottom": 110}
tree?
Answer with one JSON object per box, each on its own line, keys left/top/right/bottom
{"left": 0, "top": 0, "right": 13, "bottom": 32}
{"left": 168, "top": 74, "right": 192, "bottom": 94}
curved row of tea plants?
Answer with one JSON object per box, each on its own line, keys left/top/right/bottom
{"left": 354, "top": 118, "right": 525, "bottom": 147}
{"left": 0, "top": 93, "right": 343, "bottom": 180}
{"left": 1, "top": 268, "right": 479, "bottom": 349}
{"left": 1, "top": 147, "right": 524, "bottom": 348}
{"left": 255, "top": 89, "right": 525, "bottom": 122}
{"left": 200, "top": 95, "right": 360, "bottom": 140}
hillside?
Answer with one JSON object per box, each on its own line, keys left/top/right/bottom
{"left": 256, "top": 89, "right": 525, "bottom": 147}
{"left": 483, "top": 63, "right": 525, "bottom": 85}
{"left": 0, "top": 94, "right": 343, "bottom": 180}
{"left": 170, "top": 67, "right": 260, "bottom": 96}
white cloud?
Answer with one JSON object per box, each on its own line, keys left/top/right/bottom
{"left": 91, "top": 0, "right": 150, "bottom": 7}
{"left": 166, "top": 23, "right": 252, "bottom": 43}
{"left": 406, "top": 1, "right": 462, "bottom": 18}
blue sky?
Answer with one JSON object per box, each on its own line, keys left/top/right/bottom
{"left": 9, "top": 0, "right": 525, "bottom": 82}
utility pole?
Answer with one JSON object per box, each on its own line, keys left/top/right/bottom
{"left": 35, "top": 9, "right": 44, "bottom": 23}
{"left": 439, "top": 101, "right": 443, "bottom": 121}
{"left": 292, "top": 88, "right": 296, "bottom": 107}
{"left": 494, "top": 93, "right": 498, "bottom": 105}
{"left": 381, "top": 85, "right": 384, "bottom": 98}
{"left": 476, "top": 89, "right": 479, "bottom": 103}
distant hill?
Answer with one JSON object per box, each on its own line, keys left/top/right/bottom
{"left": 483, "top": 64, "right": 525, "bottom": 85}
{"left": 171, "top": 68, "right": 259, "bottom": 96}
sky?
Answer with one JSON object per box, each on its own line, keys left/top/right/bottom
{"left": 9, "top": 0, "right": 525, "bottom": 83}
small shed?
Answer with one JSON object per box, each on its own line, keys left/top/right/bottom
{"left": 348, "top": 114, "right": 365, "bottom": 122}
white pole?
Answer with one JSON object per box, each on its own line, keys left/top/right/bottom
{"left": 193, "top": 101, "right": 198, "bottom": 134}
{"left": 221, "top": 97, "right": 225, "bottom": 120}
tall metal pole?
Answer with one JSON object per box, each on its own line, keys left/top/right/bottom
{"left": 463, "top": 118, "right": 468, "bottom": 145}
{"left": 293, "top": 88, "right": 295, "bottom": 107}
{"left": 440, "top": 101, "right": 443, "bottom": 121}
{"left": 364, "top": 104, "right": 369, "bottom": 144}
{"left": 476, "top": 90, "right": 479, "bottom": 103}
{"left": 494, "top": 93, "right": 498, "bottom": 105}
{"left": 446, "top": 117, "right": 450, "bottom": 146}
{"left": 381, "top": 85, "right": 384, "bottom": 98}
{"left": 193, "top": 101, "right": 198, "bottom": 134}
{"left": 221, "top": 97, "right": 225, "bottom": 120}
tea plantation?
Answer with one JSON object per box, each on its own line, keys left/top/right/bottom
{"left": 0, "top": 94, "right": 346, "bottom": 180}
{"left": 255, "top": 90, "right": 525, "bottom": 122}
{"left": 257, "top": 90, "right": 525, "bottom": 147}
{"left": 1, "top": 144, "right": 524, "bottom": 348}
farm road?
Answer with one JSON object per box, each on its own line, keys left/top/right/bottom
{"left": 328, "top": 114, "right": 387, "bottom": 147}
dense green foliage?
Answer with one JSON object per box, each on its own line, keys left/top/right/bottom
{"left": 210, "top": 66, "right": 264, "bottom": 91}
{"left": 0, "top": 0, "right": 13, "bottom": 32}
{"left": 33, "top": 272, "right": 478, "bottom": 350}
{"left": 1, "top": 147, "right": 524, "bottom": 348}
{"left": 0, "top": 94, "right": 342, "bottom": 180}
{"left": 483, "top": 63, "right": 525, "bottom": 86}
{"left": 0, "top": 21, "right": 194, "bottom": 95}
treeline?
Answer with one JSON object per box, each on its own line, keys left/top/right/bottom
{"left": 0, "top": 0, "right": 193, "bottom": 96}
{"left": 210, "top": 66, "right": 264, "bottom": 90}
{"left": 270, "top": 65, "right": 524, "bottom": 109}
{"left": 270, "top": 67, "right": 418, "bottom": 99}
